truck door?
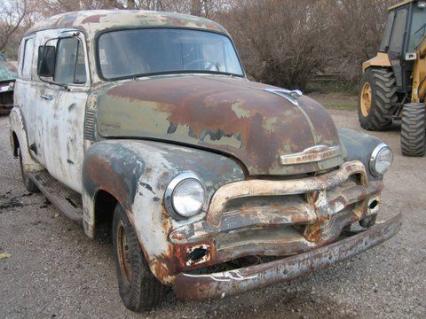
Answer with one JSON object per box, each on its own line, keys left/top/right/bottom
{"left": 43, "top": 33, "right": 89, "bottom": 193}
{"left": 19, "top": 31, "right": 61, "bottom": 167}
{"left": 388, "top": 7, "right": 409, "bottom": 90}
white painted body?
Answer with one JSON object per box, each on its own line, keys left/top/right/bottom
{"left": 12, "top": 29, "right": 90, "bottom": 193}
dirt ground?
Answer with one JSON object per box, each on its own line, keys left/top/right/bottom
{"left": 0, "top": 108, "right": 425, "bottom": 319}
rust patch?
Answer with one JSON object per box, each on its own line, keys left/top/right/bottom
{"left": 101, "top": 76, "right": 341, "bottom": 176}
{"left": 85, "top": 155, "right": 129, "bottom": 209}
{"left": 174, "top": 213, "right": 402, "bottom": 301}
{"left": 304, "top": 216, "right": 331, "bottom": 243}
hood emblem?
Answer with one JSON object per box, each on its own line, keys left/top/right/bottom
{"left": 264, "top": 88, "right": 303, "bottom": 106}
{"left": 280, "top": 145, "right": 342, "bottom": 166}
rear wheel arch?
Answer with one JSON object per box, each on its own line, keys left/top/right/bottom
{"left": 11, "top": 131, "right": 19, "bottom": 157}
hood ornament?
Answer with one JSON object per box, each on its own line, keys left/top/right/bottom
{"left": 280, "top": 145, "right": 342, "bottom": 166}
{"left": 264, "top": 88, "right": 303, "bottom": 106}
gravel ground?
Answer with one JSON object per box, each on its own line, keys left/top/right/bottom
{"left": 0, "top": 109, "right": 425, "bottom": 319}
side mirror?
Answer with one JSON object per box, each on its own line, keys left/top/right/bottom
{"left": 37, "top": 45, "right": 56, "bottom": 78}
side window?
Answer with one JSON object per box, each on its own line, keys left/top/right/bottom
{"left": 54, "top": 37, "right": 87, "bottom": 85}
{"left": 389, "top": 8, "right": 408, "bottom": 54}
{"left": 408, "top": 6, "right": 426, "bottom": 52}
{"left": 21, "top": 38, "right": 34, "bottom": 80}
{"left": 379, "top": 11, "right": 395, "bottom": 52}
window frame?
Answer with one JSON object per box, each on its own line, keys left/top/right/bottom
{"left": 379, "top": 11, "right": 396, "bottom": 52}
{"left": 94, "top": 26, "right": 246, "bottom": 81}
{"left": 388, "top": 7, "right": 409, "bottom": 55}
{"left": 406, "top": 4, "right": 426, "bottom": 52}
{"left": 53, "top": 36, "right": 88, "bottom": 86}
{"left": 21, "top": 37, "right": 35, "bottom": 80}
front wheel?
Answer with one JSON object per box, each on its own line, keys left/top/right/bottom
{"left": 401, "top": 103, "right": 426, "bottom": 157}
{"left": 112, "top": 204, "right": 167, "bottom": 312}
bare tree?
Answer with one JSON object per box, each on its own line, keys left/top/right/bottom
{"left": 0, "top": 0, "right": 403, "bottom": 86}
{"left": 127, "top": 0, "right": 136, "bottom": 9}
{"left": 190, "top": 0, "right": 202, "bottom": 15}
{"left": 0, "top": 0, "right": 27, "bottom": 52}
{"left": 219, "top": 0, "right": 330, "bottom": 90}
{"left": 327, "top": 0, "right": 396, "bottom": 82}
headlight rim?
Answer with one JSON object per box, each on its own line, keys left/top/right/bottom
{"left": 369, "top": 143, "right": 393, "bottom": 177}
{"left": 164, "top": 171, "right": 206, "bottom": 220}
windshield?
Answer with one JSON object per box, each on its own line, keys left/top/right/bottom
{"left": 97, "top": 28, "right": 244, "bottom": 80}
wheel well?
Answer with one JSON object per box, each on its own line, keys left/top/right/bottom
{"left": 94, "top": 190, "right": 118, "bottom": 240}
{"left": 11, "top": 132, "right": 19, "bottom": 157}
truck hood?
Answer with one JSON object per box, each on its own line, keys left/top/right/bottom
{"left": 96, "top": 75, "right": 343, "bottom": 176}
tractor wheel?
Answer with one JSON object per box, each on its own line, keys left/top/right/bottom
{"left": 112, "top": 204, "right": 167, "bottom": 312}
{"left": 401, "top": 103, "right": 426, "bottom": 157}
{"left": 358, "top": 68, "right": 398, "bottom": 131}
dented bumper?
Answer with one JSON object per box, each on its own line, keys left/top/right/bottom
{"left": 174, "top": 213, "right": 401, "bottom": 301}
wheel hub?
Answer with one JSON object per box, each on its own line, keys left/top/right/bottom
{"left": 360, "top": 82, "right": 372, "bottom": 117}
{"left": 117, "top": 221, "right": 133, "bottom": 283}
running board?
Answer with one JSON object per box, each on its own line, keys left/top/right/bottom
{"left": 29, "top": 171, "right": 83, "bottom": 224}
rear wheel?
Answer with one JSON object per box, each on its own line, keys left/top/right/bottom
{"left": 18, "top": 148, "right": 39, "bottom": 193}
{"left": 358, "top": 68, "right": 398, "bottom": 131}
{"left": 112, "top": 204, "right": 167, "bottom": 312}
{"left": 401, "top": 103, "right": 426, "bottom": 157}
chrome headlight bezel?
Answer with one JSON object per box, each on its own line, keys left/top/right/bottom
{"left": 164, "top": 172, "right": 206, "bottom": 220}
{"left": 369, "top": 143, "right": 393, "bottom": 177}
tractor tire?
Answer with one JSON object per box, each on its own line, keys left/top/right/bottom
{"left": 112, "top": 204, "right": 167, "bottom": 312}
{"left": 401, "top": 103, "right": 426, "bottom": 157}
{"left": 358, "top": 68, "right": 398, "bottom": 131}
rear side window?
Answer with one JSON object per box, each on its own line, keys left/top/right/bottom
{"left": 389, "top": 8, "right": 408, "bottom": 53}
{"left": 21, "top": 38, "right": 34, "bottom": 80}
{"left": 54, "top": 37, "right": 87, "bottom": 85}
{"left": 379, "top": 11, "right": 395, "bottom": 52}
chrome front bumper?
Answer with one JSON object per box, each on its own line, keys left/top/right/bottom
{"left": 174, "top": 213, "right": 401, "bottom": 301}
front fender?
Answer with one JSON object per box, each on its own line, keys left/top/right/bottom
{"left": 82, "top": 140, "right": 245, "bottom": 284}
{"left": 338, "top": 128, "right": 385, "bottom": 181}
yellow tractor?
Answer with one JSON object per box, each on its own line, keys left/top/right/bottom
{"left": 359, "top": 0, "right": 426, "bottom": 156}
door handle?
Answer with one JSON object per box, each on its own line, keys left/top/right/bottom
{"left": 41, "top": 94, "right": 53, "bottom": 101}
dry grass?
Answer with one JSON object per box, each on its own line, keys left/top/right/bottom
{"left": 309, "top": 92, "right": 358, "bottom": 111}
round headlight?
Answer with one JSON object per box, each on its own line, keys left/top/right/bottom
{"left": 370, "top": 143, "right": 393, "bottom": 176}
{"left": 164, "top": 172, "right": 205, "bottom": 219}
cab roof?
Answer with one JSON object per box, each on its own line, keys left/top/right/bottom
{"left": 24, "top": 10, "right": 228, "bottom": 37}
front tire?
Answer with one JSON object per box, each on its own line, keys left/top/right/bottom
{"left": 358, "top": 68, "right": 398, "bottom": 131}
{"left": 112, "top": 204, "right": 167, "bottom": 312}
{"left": 401, "top": 103, "right": 426, "bottom": 157}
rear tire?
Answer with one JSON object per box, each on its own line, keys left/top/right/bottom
{"left": 18, "top": 148, "right": 39, "bottom": 193}
{"left": 112, "top": 204, "right": 167, "bottom": 312}
{"left": 401, "top": 103, "right": 426, "bottom": 157}
{"left": 358, "top": 68, "right": 398, "bottom": 131}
